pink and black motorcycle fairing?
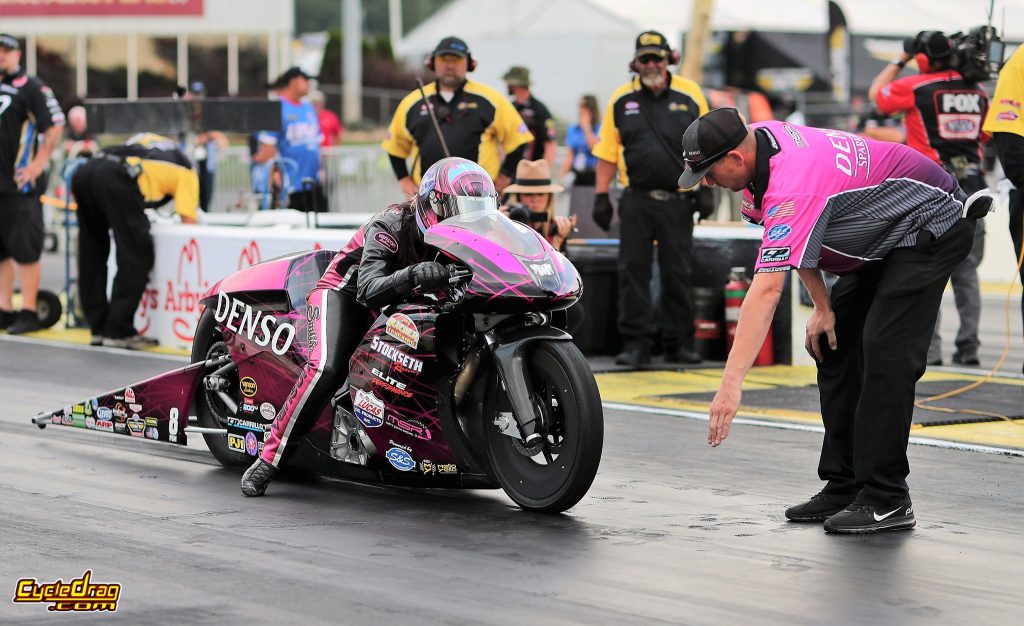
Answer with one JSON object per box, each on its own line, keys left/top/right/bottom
{"left": 34, "top": 211, "right": 604, "bottom": 513}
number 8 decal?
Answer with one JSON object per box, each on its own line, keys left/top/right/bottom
{"left": 169, "top": 407, "right": 179, "bottom": 442}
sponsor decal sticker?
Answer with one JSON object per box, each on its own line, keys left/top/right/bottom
{"left": 371, "top": 368, "right": 413, "bottom": 397}
{"left": 766, "top": 224, "right": 792, "bottom": 241}
{"left": 228, "top": 433, "right": 245, "bottom": 452}
{"left": 124, "top": 388, "right": 136, "bottom": 404}
{"left": 386, "top": 447, "right": 415, "bottom": 471}
{"left": 373, "top": 231, "right": 399, "bottom": 254}
{"left": 94, "top": 419, "right": 114, "bottom": 432}
{"left": 144, "top": 426, "right": 159, "bottom": 440}
{"left": 421, "top": 460, "right": 435, "bottom": 474}
{"left": 127, "top": 415, "right": 145, "bottom": 437}
{"left": 997, "top": 111, "right": 1019, "bottom": 122}
{"left": 353, "top": 389, "right": 384, "bottom": 428}
{"left": 370, "top": 335, "right": 424, "bottom": 373}
{"left": 85, "top": 416, "right": 96, "bottom": 430}
{"left": 385, "top": 314, "right": 419, "bottom": 348}
{"left": 241, "top": 403, "right": 257, "bottom": 413}
{"left": 387, "top": 414, "right": 432, "bottom": 440}
{"left": 13, "top": 570, "right": 121, "bottom": 612}
{"left": 523, "top": 259, "right": 556, "bottom": 282}
{"left": 244, "top": 432, "right": 259, "bottom": 456}
{"left": 213, "top": 293, "right": 296, "bottom": 355}
{"left": 240, "top": 377, "right": 258, "bottom": 397}
{"left": 437, "top": 463, "right": 458, "bottom": 475}
{"left": 96, "top": 407, "right": 112, "bottom": 420}
{"left": 260, "top": 402, "right": 277, "bottom": 420}
{"left": 760, "top": 247, "right": 791, "bottom": 263}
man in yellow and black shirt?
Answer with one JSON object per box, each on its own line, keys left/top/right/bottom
{"left": 592, "top": 30, "right": 709, "bottom": 367}
{"left": 71, "top": 144, "right": 197, "bottom": 349}
{"left": 382, "top": 36, "right": 533, "bottom": 196}
{"left": 983, "top": 43, "right": 1024, "bottom": 372}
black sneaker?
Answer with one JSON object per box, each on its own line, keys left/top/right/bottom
{"left": 614, "top": 343, "right": 651, "bottom": 367}
{"left": 785, "top": 491, "right": 853, "bottom": 522}
{"left": 824, "top": 498, "right": 916, "bottom": 534}
{"left": 240, "top": 458, "right": 278, "bottom": 497}
{"left": 7, "top": 309, "right": 40, "bottom": 335}
{"left": 952, "top": 350, "right": 980, "bottom": 366}
{"left": 665, "top": 348, "right": 702, "bottom": 364}
{"left": 0, "top": 308, "right": 15, "bottom": 329}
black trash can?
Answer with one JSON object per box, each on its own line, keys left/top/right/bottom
{"left": 565, "top": 239, "right": 621, "bottom": 355}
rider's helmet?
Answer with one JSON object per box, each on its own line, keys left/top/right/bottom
{"left": 415, "top": 157, "right": 498, "bottom": 235}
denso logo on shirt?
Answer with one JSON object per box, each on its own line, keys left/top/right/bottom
{"left": 766, "top": 224, "right": 792, "bottom": 241}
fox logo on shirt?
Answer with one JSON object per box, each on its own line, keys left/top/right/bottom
{"left": 940, "top": 92, "right": 982, "bottom": 114}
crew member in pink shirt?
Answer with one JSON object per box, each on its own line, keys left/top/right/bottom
{"left": 680, "top": 108, "right": 992, "bottom": 534}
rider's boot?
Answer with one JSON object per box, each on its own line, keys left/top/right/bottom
{"left": 240, "top": 458, "right": 278, "bottom": 497}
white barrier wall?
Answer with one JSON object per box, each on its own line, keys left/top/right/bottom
{"left": 136, "top": 223, "right": 356, "bottom": 351}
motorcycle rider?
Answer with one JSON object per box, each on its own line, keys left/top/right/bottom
{"left": 241, "top": 157, "right": 499, "bottom": 496}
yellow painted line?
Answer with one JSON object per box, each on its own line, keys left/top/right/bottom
{"left": 5, "top": 324, "right": 190, "bottom": 356}
{"left": 980, "top": 280, "right": 1022, "bottom": 296}
{"left": 597, "top": 366, "right": 1024, "bottom": 450}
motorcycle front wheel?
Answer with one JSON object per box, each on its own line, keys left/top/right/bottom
{"left": 484, "top": 340, "right": 603, "bottom": 513}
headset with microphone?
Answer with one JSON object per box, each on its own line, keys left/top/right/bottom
{"left": 424, "top": 36, "right": 477, "bottom": 73}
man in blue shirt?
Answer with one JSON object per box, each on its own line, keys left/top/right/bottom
{"left": 253, "top": 67, "right": 325, "bottom": 212}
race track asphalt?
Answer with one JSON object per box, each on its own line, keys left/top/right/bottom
{"left": 1, "top": 337, "right": 1022, "bottom": 625}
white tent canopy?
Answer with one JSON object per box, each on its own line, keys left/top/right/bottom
{"left": 396, "top": 0, "right": 1021, "bottom": 120}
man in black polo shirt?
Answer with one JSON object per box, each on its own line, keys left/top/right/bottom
{"left": 503, "top": 66, "right": 557, "bottom": 166}
{"left": 0, "top": 33, "right": 65, "bottom": 335}
{"left": 592, "top": 31, "right": 709, "bottom": 366}
{"left": 382, "top": 36, "right": 532, "bottom": 196}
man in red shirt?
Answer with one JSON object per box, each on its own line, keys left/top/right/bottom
{"left": 311, "top": 90, "right": 344, "bottom": 147}
{"left": 870, "top": 31, "right": 989, "bottom": 366}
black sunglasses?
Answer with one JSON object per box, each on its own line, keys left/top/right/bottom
{"left": 637, "top": 54, "right": 664, "bottom": 65}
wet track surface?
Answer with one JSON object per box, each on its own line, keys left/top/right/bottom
{"left": 1, "top": 338, "right": 1022, "bottom": 625}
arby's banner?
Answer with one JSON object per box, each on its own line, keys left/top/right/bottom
{"left": 0, "top": 0, "right": 204, "bottom": 16}
{"left": 136, "top": 225, "right": 355, "bottom": 351}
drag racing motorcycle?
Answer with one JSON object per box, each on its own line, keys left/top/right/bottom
{"left": 33, "top": 210, "right": 604, "bottom": 513}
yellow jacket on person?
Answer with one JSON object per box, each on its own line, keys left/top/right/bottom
{"left": 125, "top": 156, "right": 199, "bottom": 222}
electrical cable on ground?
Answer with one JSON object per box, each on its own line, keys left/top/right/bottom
{"left": 914, "top": 217, "right": 1024, "bottom": 426}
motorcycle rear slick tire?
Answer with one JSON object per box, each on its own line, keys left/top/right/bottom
{"left": 484, "top": 340, "right": 603, "bottom": 513}
{"left": 191, "top": 308, "right": 250, "bottom": 469}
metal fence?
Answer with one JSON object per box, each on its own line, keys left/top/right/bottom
{"left": 208, "top": 144, "right": 407, "bottom": 213}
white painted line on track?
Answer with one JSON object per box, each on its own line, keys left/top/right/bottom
{"left": 603, "top": 402, "right": 1024, "bottom": 458}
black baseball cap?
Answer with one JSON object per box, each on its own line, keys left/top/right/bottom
{"left": 635, "top": 30, "right": 670, "bottom": 59}
{"left": 268, "top": 66, "right": 313, "bottom": 89}
{"left": 0, "top": 33, "right": 21, "bottom": 51}
{"left": 678, "top": 108, "right": 749, "bottom": 189}
{"left": 433, "top": 36, "right": 470, "bottom": 58}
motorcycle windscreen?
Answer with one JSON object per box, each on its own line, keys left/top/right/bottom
{"left": 424, "top": 211, "right": 581, "bottom": 311}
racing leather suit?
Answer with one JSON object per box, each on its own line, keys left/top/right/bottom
{"left": 260, "top": 204, "right": 431, "bottom": 467}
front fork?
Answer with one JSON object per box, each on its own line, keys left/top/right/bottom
{"left": 483, "top": 326, "right": 572, "bottom": 446}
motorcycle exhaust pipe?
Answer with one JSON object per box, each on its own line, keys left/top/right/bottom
{"left": 454, "top": 347, "right": 483, "bottom": 406}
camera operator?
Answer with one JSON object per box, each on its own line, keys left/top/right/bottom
{"left": 502, "top": 159, "right": 574, "bottom": 252}
{"left": 870, "top": 30, "right": 989, "bottom": 366}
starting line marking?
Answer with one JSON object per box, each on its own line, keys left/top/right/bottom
{"left": 603, "top": 401, "right": 1024, "bottom": 458}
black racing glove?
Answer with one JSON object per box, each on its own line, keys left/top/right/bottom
{"left": 411, "top": 262, "right": 448, "bottom": 291}
{"left": 592, "top": 192, "right": 614, "bottom": 232}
